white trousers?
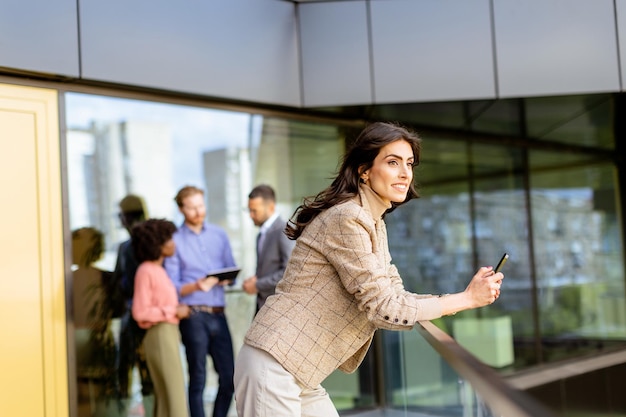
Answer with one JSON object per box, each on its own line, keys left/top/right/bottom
{"left": 234, "top": 344, "right": 340, "bottom": 417}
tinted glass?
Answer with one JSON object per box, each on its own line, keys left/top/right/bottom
{"left": 64, "top": 93, "right": 362, "bottom": 415}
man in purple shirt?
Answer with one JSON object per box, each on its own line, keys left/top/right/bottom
{"left": 164, "top": 185, "right": 237, "bottom": 417}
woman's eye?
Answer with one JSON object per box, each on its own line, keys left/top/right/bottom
{"left": 389, "top": 160, "right": 398, "bottom": 166}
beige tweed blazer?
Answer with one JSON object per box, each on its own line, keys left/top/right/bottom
{"left": 244, "top": 184, "right": 443, "bottom": 389}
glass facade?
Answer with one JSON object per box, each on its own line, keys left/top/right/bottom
{"left": 64, "top": 91, "right": 624, "bottom": 415}
{"left": 383, "top": 329, "right": 502, "bottom": 416}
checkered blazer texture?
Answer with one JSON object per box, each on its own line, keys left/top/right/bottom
{"left": 244, "top": 185, "right": 443, "bottom": 389}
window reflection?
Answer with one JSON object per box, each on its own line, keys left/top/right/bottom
{"left": 65, "top": 93, "right": 366, "bottom": 414}
{"left": 530, "top": 163, "right": 626, "bottom": 362}
{"left": 72, "top": 227, "right": 119, "bottom": 416}
{"left": 66, "top": 94, "right": 262, "bottom": 264}
{"left": 525, "top": 94, "right": 614, "bottom": 149}
{"left": 64, "top": 91, "right": 625, "bottom": 415}
{"left": 469, "top": 99, "right": 522, "bottom": 136}
{"left": 66, "top": 93, "right": 265, "bottom": 415}
{"left": 385, "top": 98, "right": 624, "bottom": 382}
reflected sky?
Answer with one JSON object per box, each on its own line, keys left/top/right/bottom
{"left": 65, "top": 92, "right": 262, "bottom": 188}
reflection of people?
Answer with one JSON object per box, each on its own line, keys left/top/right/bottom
{"left": 72, "top": 227, "right": 110, "bottom": 331}
{"left": 131, "top": 219, "right": 191, "bottom": 417}
{"left": 71, "top": 227, "right": 116, "bottom": 417}
{"left": 112, "top": 194, "right": 154, "bottom": 412}
{"left": 164, "top": 185, "right": 237, "bottom": 417}
{"left": 234, "top": 122, "right": 505, "bottom": 416}
{"left": 242, "top": 185, "right": 295, "bottom": 314}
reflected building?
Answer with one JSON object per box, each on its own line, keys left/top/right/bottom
{"left": 388, "top": 188, "right": 625, "bottom": 338}
{"left": 67, "top": 120, "right": 174, "bottom": 265}
{"left": 203, "top": 146, "right": 252, "bottom": 273}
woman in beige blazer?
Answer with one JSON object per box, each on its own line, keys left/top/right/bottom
{"left": 234, "top": 122, "right": 504, "bottom": 417}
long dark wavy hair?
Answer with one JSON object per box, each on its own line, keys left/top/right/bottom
{"left": 285, "top": 122, "right": 422, "bottom": 240}
{"left": 131, "top": 219, "right": 177, "bottom": 263}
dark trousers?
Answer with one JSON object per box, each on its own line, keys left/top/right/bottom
{"left": 179, "top": 311, "right": 234, "bottom": 417}
{"left": 117, "top": 311, "right": 153, "bottom": 397}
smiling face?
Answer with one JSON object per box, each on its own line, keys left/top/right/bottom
{"left": 179, "top": 192, "right": 206, "bottom": 229}
{"left": 360, "top": 139, "right": 414, "bottom": 205}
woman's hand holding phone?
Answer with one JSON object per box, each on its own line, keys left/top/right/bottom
{"left": 464, "top": 254, "right": 507, "bottom": 306}
{"left": 468, "top": 266, "right": 504, "bottom": 305}
{"left": 438, "top": 264, "right": 505, "bottom": 316}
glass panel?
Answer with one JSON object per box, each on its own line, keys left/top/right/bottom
{"left": 383, "top": 329, "right": 502, "bottom": 416}
{"left": 417, "top": 136, "right": 469, "bottom": 188}
{"left": 388, "top": 136, "right": 471, "bottom": 296}
{"left": 469, "top": 99, "right": 522, "bottom": 136}
{"left": 529, "top": 159, "right": 626, "bottom": 362}
{"left": 525, "top": 94, "right": 614, "bottom": 149}
{"left": 64, "top": 90, "right": 624, "bottom": 416}
{"left": 315, "top": 101, "right": 468, "bottom": 129}
{"left": 64, "top": 93, "right": 362, "bottom": 415}
{"left": 66, "top": 93, "right": 262, "bottom": 416}
{"left": 466, "top": 143, "right": 532, "bottom": 370}
{"left": 324, "top": 349, "right": 377, "bottom": 411}
{"left": 372, "top": 102, "right": 466, "bottom": 129}
{"left": 281, "top": 119, "right": 345, "bottom": 203}
{"left": 529, "top": 150, "right": 604, "bottom": 172}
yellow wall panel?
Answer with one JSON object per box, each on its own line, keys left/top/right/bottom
{"left": 0, "top": 84, "right": 68, "bottom": 417}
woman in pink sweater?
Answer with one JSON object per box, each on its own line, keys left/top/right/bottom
{"left": 132, "top": 219, "right": 191, "bottom": 417}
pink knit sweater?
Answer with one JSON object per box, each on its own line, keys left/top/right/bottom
{"left": 132, "top": 261, "right": 180, "bottom": 329}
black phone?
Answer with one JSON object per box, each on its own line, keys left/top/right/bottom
{"left": 494, "top": 253, "right": 509, "bottom": 273}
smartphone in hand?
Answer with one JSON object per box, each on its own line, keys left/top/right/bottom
{"left": 494, "top": 253, "right": 509, "bottom": 273}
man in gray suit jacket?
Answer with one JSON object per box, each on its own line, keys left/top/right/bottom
{"left": 243, "top": 185, "right": 295, "bottom": 313}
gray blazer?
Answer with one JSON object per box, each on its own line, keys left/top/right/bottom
{"left": 255, "top": 216, "right": 295, "bottom": 310}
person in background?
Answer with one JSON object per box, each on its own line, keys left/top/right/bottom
{"left": 112, "top": 194, "right": 154, "bottom": 414}
{"left": 71, "top": 227, "right": 117, "bottom": 417}
{"left": 234, "top": 122, "right": 505, "bottom": 417}
{"left": 164, "top": 185, "right": 237, "bottom": 417}
{"left": 131, "top": 218, "right": 190, "bottom": 417}
{"left": 242, "top": 184, "right": 295, "bottom": 314}
{"left": 72, "top": 227, "right": 111, "bottom": 333}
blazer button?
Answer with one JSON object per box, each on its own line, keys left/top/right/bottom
{"left": 403, "top": 320, "right": 408, "bottom": 324}
{"left": 394, "top": 318, "right": 399, "bottom": 323}
{"left": 384, "top": 316, "right": 390, "bottom": 320}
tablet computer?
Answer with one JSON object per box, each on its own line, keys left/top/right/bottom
{"left": 205, "top": 266, "right": 241, "bottom": 282}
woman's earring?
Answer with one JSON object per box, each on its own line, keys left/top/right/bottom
{"left": 360, "top": 177, "right": 367, "bottom": 184}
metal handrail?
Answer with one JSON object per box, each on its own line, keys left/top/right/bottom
{"left": 415, "top": 320, "right": 556, "bottom": 417}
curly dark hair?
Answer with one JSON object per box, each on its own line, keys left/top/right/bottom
{"left": 285, "top": 122, "right": 421, "bottom": 240}
{"left": 131, "top": 219, "right": 177, "bottom": 263}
